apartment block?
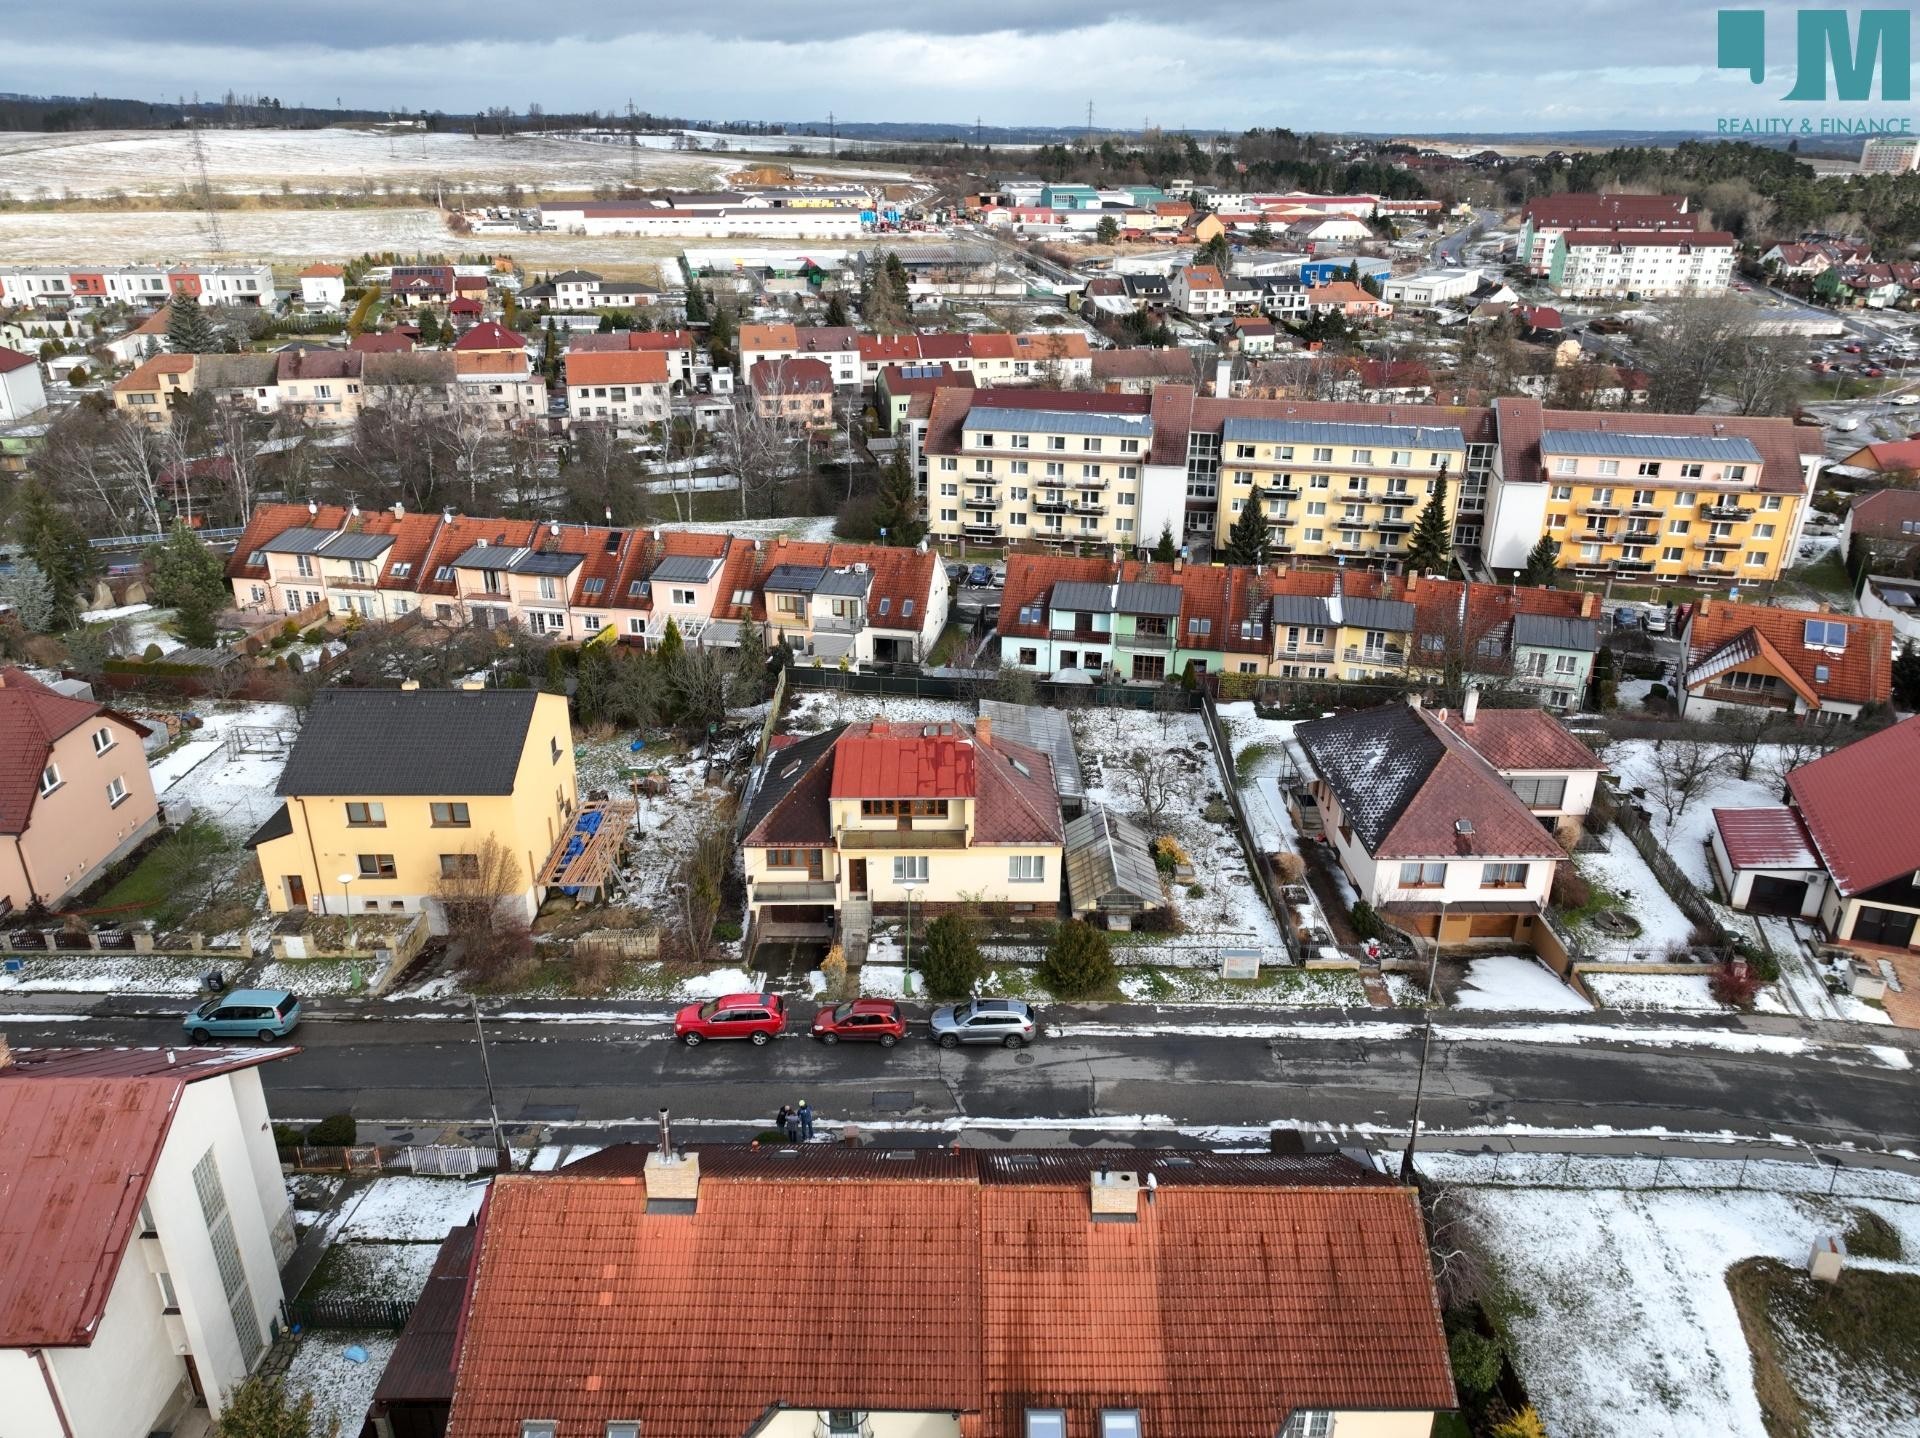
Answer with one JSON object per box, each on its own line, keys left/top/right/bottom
{"left": 1515, "top": 194, "right": 1692, "bottom": 274}
{"left": 1546, "top": 229, "right": 1736, "bottom": 298}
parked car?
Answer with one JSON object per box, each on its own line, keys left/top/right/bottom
{"left": 1614, "top": 606, "right": 1641, "bottom": 629}
{"left": 967, "top": 563, "right": 993, "bottom": 587}
{"left": 674, "top": 992, "right": 786, "bottom": 1046}
{"left": 184, "top": 988, "right": 301, "bottom": 1043}
{"left": 1642, "top": 608, "right": 1669, "bottom": 635}
{"left": 930, "top": 997, "right": 1036, "bottom": 1049}
{"left": 810, "top": 998, "right": 906, "bottom": 1047}
{"left": 946, "top": 562, "right": 967, "bottom": 582}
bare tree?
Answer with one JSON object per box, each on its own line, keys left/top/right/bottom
{"left": 1715, "top": 709, "right": 1784, "bottom": 782}
{"left": 435, "top": 834, "right": 533, "bottom": 981}
{"left": 718, "top": 391, "right": 796, "bottom": 520}
{"left": 1640, "top": 294, "right": 1803, "bottom": 417}
{"left": 209, "top": 398, "right": 265, "bottom": 523}
{"left": 1123, "top": 747, "right": 1179, "bottom": 829}
{"left": 1757, "top": 730, "right": 1838, "bottom": 793}
{"left": 1644, "top": 737, "right": 1726, "bottom": 842}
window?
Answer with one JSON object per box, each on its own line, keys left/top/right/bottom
{"left": 824, "top": 1421, "right": 864, "bottom": 1438}
{"left": 892, "top": 856, "right": 929, "bottom": 884}
{"left": 522, "top": 1426, "right": 557, "bottom": 1438}
{"left": 1674, "top": 491, "right": 1696, "bottom": 507}
{"left": 1481, "top": 862, "right": 1528, "bottom": 888}
{"left": 358, "top": 854, "right": 397, "bottom": 879}
{"left": 1663, "top": 546, "right": 1685, "bottom": 562}
{"left": 106, "top": 775, "right": 128, "bottom": 807}
{"left": 345, "top": 801, "right": 386, "bottom": 827}
{"left": 606, "top": 1425, "right": 641, "bottom": 1438}
{"left": 1554, "top": 458, "right": 1577, "bottom": 475}
{"left": 1637, "top": 462, "right": 1661, "bottom": 478}
{"left": 1597, "top": 460, "right": 1620, "bottom": 476}
{"left": 1390, "top": 449, "right": 1412, "bottom": 466}
{"left": 1100, "top": 1412, "right": 1141, "bottom": 1438}
{"left": 431, "top": 801, "right": 471, "bottom": 827}
{"left": 1668, "top": 518, "right": 1690, "bottom": 534}
{"left": 1187, "top": 617, "right": 1211, "bottom": 638}
{"left": 1026, "top": 1413, "right": 1067, "bottom": 1438}
{"left": 1312, "top": 446, "right": 1333, "bottom": 463}
{"left": 1279, "top": 1414, "right": 1333, "bottom": 1438}
{"left": 1352, "top": 448, "right": 1373, "bottom": 464}
{"left": 1762, "top": 495, "right": 1782, "bottom": 510}
{"left": 1010, "top": 855, "right": 1046, "bottom": 883}
{"left": 862, "top": 799, "right": 950, "bottom": 818}
{"left": 1727, "top": 464, "right": 1747, "bottom": 481}
{"left": 1508, "top": 775, "right": 1568, "bottom": 808}
{"left": 939, "top": 456, "right": 957, "bottom": 471}
{"left": 91, "top": 726, "right": 115, "bottom": 755}
{"left": 1551, "top": 485, "right": 1572, "bottom": 501}
{"left": 439, "top": 853, "right": 479, "bottom": 878}
{"left": 1804, "top": 619, "right": 1848, "bottom": 650}
{"left": 1745, "top": 550, "right": 1767, "bottom": 566}
{"left": 1399, "top": 862, "right": 1445, "bottom": 887}
{"left": 1814, "top": 664, "right": 1831, "bottom": 683}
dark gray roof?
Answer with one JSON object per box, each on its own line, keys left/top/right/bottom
{"left": 1512, "top": 613, "right": 1601, "bottom": 651}
{"left": 1296, "top": 705, "right": 1446, "bottom": 853}
{"left": 651, "top": 554, "right": 722, "bottom": 584}
{"left": 763, "top": 564, "right": 826, "bottom": 594}
{"left": 512, "top": 550, "right": 583, "bottom": 577}
{"left": 965, "top": 406, "right": 1152, "bottom": 439}
{"left": 1538, "top": 430, "right": 1764, "bottom": 464}
{"left": 815, "top": 568, "right": 873, "bottom": 598}
{"left": 739, "top": 725, "right": 845, "bottom": 838}
{"left": 245, "top": 802, "right": 292, "bottom": 850}
{"left": 276, "top": 689, "right": 543, "bottom": 798}
{"left": 1221, "top": 417, "right": 1465, "bottom": 451}
{"left": 453, "top": 543, "right": 524, "bottom": 569}
{"left": 1052, "top": 580, "right": 1116, "bottom": 614}
{"left": 321, "top": 531, "right": 396, "bottom": 562}
{"left": 261, "top": 527, "right": 335, "bottom": 555}
{"left": 1269, "top": 594, "right": 1414, "bottom": 631}
{"left": 1116, "top": 581, "right": 1182, "bottom": 617}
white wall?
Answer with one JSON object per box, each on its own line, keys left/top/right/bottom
{"left": 0, "top": 1350, "right": 67, "bottom": 1438}
{"left": 1484, "top": 476, "right": 1551, "bottom": 571}
{"left": 44, "top": 1242, "right": 186, "bottom": 1438}
{"left": 1140, "top": 463, "right": 1188, "bottom": 551}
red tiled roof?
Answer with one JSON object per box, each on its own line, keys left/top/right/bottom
{"left": 1787, "top": 716, "right": 1920, "bottom": 894}
{"left": 749, "top": 355, "right": 832, "bottom": 394}
{"left": 1521, "top": 193, "right": 1690, "bottom": 227}
{"left": 1437, "top": 708, "right": 1604, "bottom": 772}
{"left": 0, "top": 1047, "right": 289, "bottom": 1347}
{"left": 1558, "top": 229, "right": 1736, "bottom": 249}
{"left": 1843, "top": 441, "right": 1920, "bottom": 475}
{"left": 298, "top": 263, "right": 344, "bottom": 278}
{"left": 1382, "top": 712, "right": 1567, "bottom": 860}
{"left": 349, "top": 331, "right": 415, "bottom": 353}
{"left": 1491, "top": 396, "right": 1822, "bottom": 495}
{"left": 1713, "top": 806, "right": 1820, "bottom": 871}
{"left": 879, "top": 363, "right": 972, "bottom": 397}
{"left": 0, "top": 346, "right": 37, "bottom": 375}
{"left": 860, "top": 334, "right": 922, "bottom": 364}
{"left": 830, "top": 720, "right": 978, "bottom": 798}
{"left": 0, "top": 668, "right": 139, "bottom": 836}
{"left": 565, "top": 350, "right": 670, "bottom": 386}
{"left": 1684, "top": 600, "right": 1893, "bottom": 711}
{"left": 444, "top": 1151, "right": 1452, "bottom": 1438}
{"left": 1090, "top": 349, "right": 1192, "bottom": 381}
{"left": 973, "top": 732, "right": 1063, "bottom": 844}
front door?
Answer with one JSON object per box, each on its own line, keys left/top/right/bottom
{"left": 848, "top": 859, "right": 868, "bottom": 896}
{"left": 285, "top": 875, "right": 307, "bottom": 909}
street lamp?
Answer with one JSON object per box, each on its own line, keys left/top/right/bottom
{"left": 901, "top": 881, "right": 924, "bottom": 996}
{"left": 336, "top": 872, "right": 359, "bottom": 949}
{"left": 1399, "top": 826, "right": 1465, "bottom": 1183}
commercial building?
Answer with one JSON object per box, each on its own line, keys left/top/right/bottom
{"left": 1859, "top": 136, "right": 1920, "bottom": 174}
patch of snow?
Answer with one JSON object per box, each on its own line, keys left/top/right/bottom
{"left": 675, "top": 965, "right": 758, "bottom": 999}
{"left": 1573, "top": 835, "right": 1700, "bottom": 960}
{"left": 1585, "top": 971, "right": 1736, "bottom": 1012}
{"left": 336, "top": 1176, "right": 486, "bottom": 1242}
{"left": 1455, "top": 955, "right": 1592, "bottom": 1012}
{"left": 281, "top": 1331, "right": 397, "bottom": 1438}
{"left": 0, "top": 955, "right": 208, "bottom": 995}
{"left": 79, "top": 602, "right": 153, "bottom": 622}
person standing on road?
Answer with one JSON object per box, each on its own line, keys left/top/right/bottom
{"left": 775, "top": 1104, "right": 791, "bottom": 1137}
{"left": 798, "top": 1099, "right": 815, "bottom": 1141}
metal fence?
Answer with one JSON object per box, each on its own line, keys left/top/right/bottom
{"left": 279, "top": 1143, "right": 499, "bottom": 1174}
{"left": 1198, "top": 692, "right": 1297, "bottom": 963}
{"left": 1598, "top": 785, "right": 1730, "bottom": 953}
{"left": 283, "top": 1295, "right": 416, "bottom": 1332}
{"left": 1418, "top": 1149, "right": 1920, "bottom": 1202}
{"left": 783, "top": 667, "right": 1201, "bottom": 711}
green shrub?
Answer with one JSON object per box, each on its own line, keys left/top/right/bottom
{"left": 1448, "top": 1326, "right": 1504, "bottom": 1397}
{"left": 300, "top": 626, "right": 328, "bottom": 644}
{"left": 305, "top": 1112, "right": 357, "bottom": 1146}
{"left": 1041, "top": 919, "right": 1116, "bottom": 998}
{"left": 271, "top": 1123, "right": 307, "bottom": 1149}
{"left": 919, "top": 913, "right": 984, "bottom": 998}
{"left": 1350, "top": 900, "right": 1383, "bottom": 940}
{"left": 1186, "top": 883, "right": 1206, "bottom": 899}
{"left": 711, "top": 919, "right": 743, "bottom": 942}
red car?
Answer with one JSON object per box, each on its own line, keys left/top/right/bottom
{"left": 810, "top": 998, "right": 905, "bottom": 1047}
{"left": 675, "top": 992, "right": 786, "bottom": 1047}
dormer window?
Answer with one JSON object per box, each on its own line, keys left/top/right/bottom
{"left": 390, "top": 562, "right": 412, "bottom": 578}
{"left": 1279, "top": 1415, "right": 1333, "bottom": 1438}
{"left": 434, "top": 566, "right": 454, "bottom": 582}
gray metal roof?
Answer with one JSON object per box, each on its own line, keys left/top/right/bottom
{"left": 1221, "top": 417, "right": 1465, "bottom": 450}
{"left": 1538, "top": 430, "right": 1764, "bottom": 464}
{"left": 1512, "top": 613, "right": 1601, "bottom": 651}
{"left": 1270, "top": 594, "right": 1413, "bottom": 631}
{"left": 511, "top": 551, "right": 583, "bottom": 577}
{"left": 1116, "top": 581, "right": 1182, "bottom": 617}
{"left": 260, "top": 527, "right": 335, "bottom": 555}
{"left": 1064, "top": 806, "right": 1165, "bottom": 913}
{"left": 763, "top": 564, "right": 826, "bottom": 593}
{"left": 651, "top": 553, "right": 722, "bottom": 584}
{"left": 814, "top": 568, "right": 873, "bottom": 598}
{"left": 1051, "top": 580, "right": 1117, "bottom": 614}
{"left": 321, "top": 531, "right": 396, "bottom": 562}
{"left": 964, "top": 405, "right": 1152, "bottom": 439}
{"left": 978, "top": 700, "right": 1083, "bottom": 806}
{"left": 453, "top": 543, "right": 524, "bottom": 569}
{"left": 276, "top": 689, "right": 542, "bottom": 798}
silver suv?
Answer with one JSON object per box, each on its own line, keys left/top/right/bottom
{"left": 930, "top": 998, "right": 1036, "bottom": 1049}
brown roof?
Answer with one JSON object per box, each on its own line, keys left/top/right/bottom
{"left": 1787, "top": 715, "right": 1920, "bottom": 894}
{"left": 112, "top": 353, "right": 194, "bottom": 394}
{"left": 1090, "top": 348, "right": 1192, "bottom": 381}
{"left": 1712, "top": 806, "right": 1820, "bottom": 871}
{"left": 298, "top": 263, "right": 345, "bottom": 278}
{"left": 277, "top": 349, "right": 362, "bottom": 382}
{"left": 749, "top": 355, "right": 833, "bottom": 394}
{"left": 349, "top": 330, "right": 415, "bottom": 353}
{"left": 450, "top": 322, "right": 526, "bottom": 352}
{"left": 1436, "top": 707, "right": 1604, "bottom": 772}
{"left": 1521, "top": 193, "right": 1690, "bottom": 228}
{"left": 1559, "top": 229, "right": 1737, "bottom": 249}
{"left": 0, "top": 668, "right": 147, "bottom": 836}
{"left": 1493, "top": 397, "right": 1823, "bottom": 495}
{"left": 1847, "top": 486, "right": 1920, "bottom": 534}
{"left": 443, "top": 1149, "right": 1451, "bottom": 1438}
{"left": 1684, "top": 599, "right": 1893, "bottom": 711}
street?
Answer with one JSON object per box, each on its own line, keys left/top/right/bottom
{"left": 7, "top": 1002, "right": 1915, "bottom": 1155}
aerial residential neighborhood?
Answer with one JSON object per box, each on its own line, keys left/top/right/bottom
{"left": 1, "top": 14, "right": 1918, "bottom": 1438}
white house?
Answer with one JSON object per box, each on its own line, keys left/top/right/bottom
{"left": 296, "top": 265, "right": 346, "bottom": 309}
{"left": 0, "top": 348, "right": 48, "bottom": 422}
{"left": 0, "top": 1043, "right": 297, "bottom": 1437}
{"left": 1172, "top": 265, "right": 1231, "bottom": 317}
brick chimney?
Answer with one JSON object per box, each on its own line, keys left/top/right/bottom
{"left": 1699, "top": 596, "right": 1714, "bottom": 616}
{"left": 1463, "top": 686, "right": 1480, "bottom": 725}
{"left": 1578, "top": 591, "right": 1597, "bottom": 618}
{"left": 1090, "top": 1166, "right": 1141, "bottom": 1221}
{"left": 976, "top": 714, "right": 992, "bottom": 749}
{"left": 643, "top": 1149, "right": 701, "bottom": 1209}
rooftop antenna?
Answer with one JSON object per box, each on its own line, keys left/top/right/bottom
{"left": 658, "top": 1107, "right": 674, "bottom": 1159}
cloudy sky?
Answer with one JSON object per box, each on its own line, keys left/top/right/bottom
{"left": 7, "top": 0, "right": 1915, "bottom": 133}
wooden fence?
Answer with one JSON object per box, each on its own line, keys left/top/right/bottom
{"left": 1197, "top": 692, "right": 1297, "bottom": 964}
{"left": 283, "top": 1296, "right": 415, "bottom": 1332}
{"left": 1597, "top": 783, "right": 1730, "bottom": 953}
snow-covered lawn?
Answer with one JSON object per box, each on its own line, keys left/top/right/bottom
{"left": 1602, "top": 739, "right": 1783, "bottom": 893}
{"left": 1447, "top": 1182, "right": 1920, "bottom": 1438}
{"left": 336, "top": 1176, "right": 487, "bottom": 1242}
{"left": 1571, "top": 833, "right": 1702, "bottom": 960}
{"left": 0, "top": 954, "right": 208, "bottom": 995}
{"left": 784, "top": 688, "right": 973, "bottom": 732}
{"left": 310, "top": 1240, "right": 442, "bottom": 1304}
{"left": 281, "top": 1331, "right": 396, "bottom": 1438}
{"left": 664, "top": 514, "right": 839, "bottom": 543}
{"left": 256, "top": 958, "right": 385, "bottom": 996}
{"left": 1584, "top": 971, "right": 1739, "bottom": 1012}
{"left": 1454, "top": 955, "right": 1591, "bottom": 1012}
{"left": 571, "top": 732, "right": 732, "bottom": 914}
{"left": 155, "top": 702, "right": 298, "bottom": 845}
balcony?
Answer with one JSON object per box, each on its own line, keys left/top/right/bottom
{"left": 1613, "top": 558, "right": 1655, "bottom": 574}
{"left": 1579, "top": 503, "right": 1621, "bottom": 518}
{"left": 1033, "top": 498, "right": 1069, "bottom": 513}
{"left": 1700, "top": 503, "right": 1747, "bottom": 522}
{"left": 1627, "top": 503, "right": 1664, "bottom": 518}
{"left": 1343, "top": 644, "right": 1406, "bottom": 664}
{"left": 1269, "top": 482, "right": 1302, "bottom": 498}
{"left": 1376, "top": 517, "right": 1413, "bottom": 534}
{"left": 1695, "top": 534, "right": 1739, "bottom": 552}
{"left": 1700, "top": 684, "right": 1793, "bottom": 710}
{"left": 1330, "top": 544, "right": 1373, "bottom": 559}
{"left": 814, "top": 613, "right": 865, "bottom": 635}
{"left": 1073, "top": 476, "right": 1106, "bottom": 491}
{"left": 1126, "top": 630, "right": 1175, "bottom": 650}
{"left": 1693, "top": 564, "right": 1735, "bottom": 580}
{"left": 839, "top": 828, "right": 968, "bottom": 851}
{"left": 961, "top": 521, "right": 1001, "bottom": 538}
{"left": 1278, "top": 645, "right": 1338, "bottom": 663}
{"left": 1070, "top": 500, "right": 1107, "bottom": 516}
{"left": 1050, "top": 621, "right": 1114, "bottom": 641}
{"left": 751, "top": 879, "right": 839, "bottom": 904}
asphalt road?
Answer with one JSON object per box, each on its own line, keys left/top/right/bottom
{"left": 7, "top": 1005, "right": 1915, "bottom": 1154}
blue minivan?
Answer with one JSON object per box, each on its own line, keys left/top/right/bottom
{"left": 183, "top": 988, "right": 301, "bottom": 1043}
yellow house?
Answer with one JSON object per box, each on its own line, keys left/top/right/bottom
{"left": 249, "top": 686, "right": 575, "bottom": 931}
{"left": 1214, "top": 416, "right": 1466, "bottom": 565}
{"left": 1534, "top": 428, "right": 1805, "bottom": 584}
{"left": 741, "top": 716, "right": 1062, "bottom": 944}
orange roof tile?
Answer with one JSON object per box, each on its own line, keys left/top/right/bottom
{"left": 1683, "top": 599, "right": 1893, "bottom": 710}
{"left": 564, "top": 350, "right": 670, "bottom": 386}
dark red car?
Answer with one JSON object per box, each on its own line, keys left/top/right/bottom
{"left": 675, "top": 992, "right": 786, "bottom": 1046}
{"left": 809, "top": 998, "right": 905, "bottom": 1047}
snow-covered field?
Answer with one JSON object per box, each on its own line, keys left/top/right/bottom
{"left": 1572, "top": 832, "right": 1702, "bottom": 961}
{"left": 1455, "top": 955, "right": 1591, "bottom": 1012}
{"left": 1584, "top": 971, "right": 1740, "bottom": 1013}
{"left": 0, "top": 128, "right": 730, "bottom": 198}
{"left": 154, "top": 702, "right": 298, "bottom": 844}
{"left": 665, "top": 514, "right": 839, "bottom": 543}
{"left": 1449, "top": 1182, "right": 1920, "bottom": 1438}
{"left": 0, "top": 955, "right": 208, "bottom": 995}
{"left": 282, "top": 1332, "right": 396, "bottom": 1438}
{"left": 571, "top": 735, "right": 731, "bottom": 913}
{"left": 336, "top": 1176, "right": 487, "bottom": 1242}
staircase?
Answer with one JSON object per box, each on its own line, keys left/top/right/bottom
{"left": 840, "top": 897, "right": 873, "bottom": 969}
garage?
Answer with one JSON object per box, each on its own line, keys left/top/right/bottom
{"left": 1850, "top": 904, "right": 1918, "bottom": 949}
{"left": 1747, "top": 874, "right": 1811, "bottom": 915}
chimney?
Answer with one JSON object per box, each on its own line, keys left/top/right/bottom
{"left": 1090, "top": 1167, "right": 1142, "bottom": 1221}
{"left": 391, "top": 501, "right": 404, "bottom": 521}
{"left": 1699, "top": 596, "right": 1714, "bottom": 617}
{"left": 644, "top": 1147, "right": 701, "bottom": 1211}
{"left": 307, "top": 499, "right": 319, "bottom": 516}
{"left": 1408, "top": 692, "right": 1422, "bottom": 711}
{"left": 1578, "top": 591, "right": 1596, "bottom": 618}
{"left": 400, "top": 679, "right": 421, "bottom": 692}
{"left": 1463, "top": 687, "right": 1480, "bottom": 725}
{"left": 976, "top": 714, "right": 992, "bottom": 748}
{"left": 461, "top": 679, "right": 486, "bottom": 691}
{"left": 1215, "top": 356, "right": 1233, "bottom": 397}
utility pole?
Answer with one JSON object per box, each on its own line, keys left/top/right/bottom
{"left": 828, "top": 110, "right": 836, "bottom": 159}
{"left": 1086, "top": 100, "right": 1094, "bottom": 144}
{"left": 471, "top": 997, "right": 511, "bottom": 1169}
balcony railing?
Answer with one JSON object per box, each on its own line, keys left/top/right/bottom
{"left": 1071, "top": 501, "right": 1107, "bottom": 515}
{"left": 1278, "top": 645, "right": 1338, "bottom": 662}
{"left": 1579, "top": 503, "right": 1621, "bottom": 517}
{"left": 1343, "top": 644, "right": 1406, "bottom": 664}
{"left": 1700, "top": 684, "right": 1792, "bottom": 710}
{"left": 1700, "top": 504, "right": 1747, "bottom": 521}
{"left": 1695, "top": 534, "right": 1739, "bottom": 551}
{"left": 1033, "top": 498, "right": 1069, "bottom": 513}
{"left": 961, "top": 522, "right": 1000, "bottom": 538}
{"left": 814, "top": 614, "right": 864, "bottom": 634}
{"left": 1126, "top": 630, "right": 1175, "bottom": 650}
